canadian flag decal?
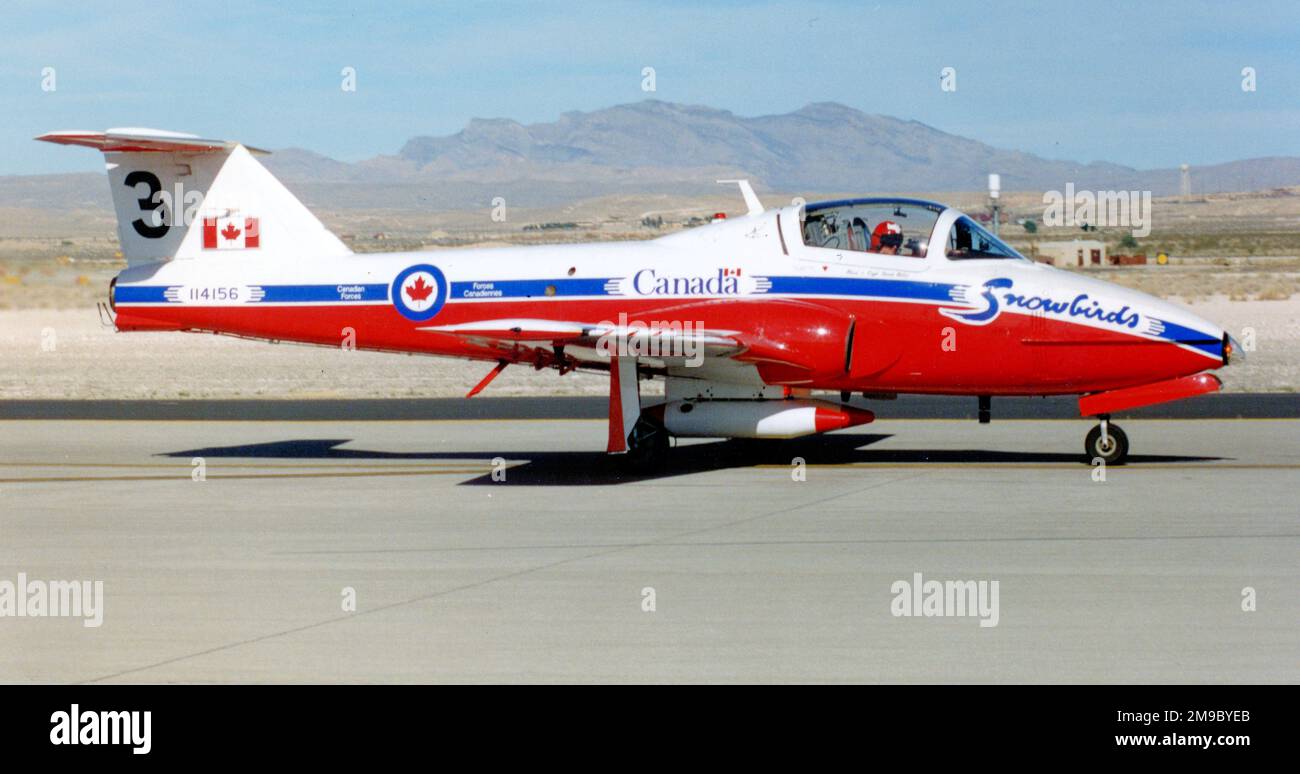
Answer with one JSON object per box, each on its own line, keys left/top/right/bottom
{"left": 202, "top": 215, "right": 260, "bottom": 250}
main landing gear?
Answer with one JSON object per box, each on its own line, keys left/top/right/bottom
{"left": 607, "top": 353, "right": 672, "bottom": 472}
{"left": 621, "top": 416, "right": 671, "bottom": 471}
{"left": 1084, "top": 415, "right": 1129, "bottom": 465}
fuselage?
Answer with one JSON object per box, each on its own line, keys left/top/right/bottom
{"left": 109, "top": 200, "right": 1227, "bottom": 396}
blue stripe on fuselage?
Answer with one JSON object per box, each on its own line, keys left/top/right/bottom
{"left": 112, "top": 276, "right": 1221, "bottom": 358}
{"left": 259, "top": 284, "right": 388, "bottom": 302}
{"left": 114, "top": 276, "right": 952, "bottom": 304}
{"left": 114, "top": 285, "right": 171, "bottom": 303}
{"left": 116, "top": 279, "right": 614, "bottom": 304}
{"left": 1151, "top": 319, "right": 1222, "bottom": 358}
{"left": 761, "top": 275, "right": 957, "bottom": 302}
{"left": 113, "top": 284, "right": 389, "bottom": 303}
{"left": 449, "top": 278, "right": 613, "bottom": 298}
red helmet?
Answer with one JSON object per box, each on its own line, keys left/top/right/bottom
{"left": 872, "top": 220, "right": 903, "bottom": 250}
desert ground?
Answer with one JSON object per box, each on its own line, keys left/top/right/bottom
{"left": 1, "top": 189, "right": 1297, "bottom": 398}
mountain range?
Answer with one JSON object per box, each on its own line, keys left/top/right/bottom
{"left": 7, "top": 100, "right": 1300, "bottom": 211}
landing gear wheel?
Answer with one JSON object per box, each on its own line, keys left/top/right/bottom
{"left": 1085, "top": 422, "right": 1128, "bottom": 465}
{"left": 619, "top": 417, "right": 671, "bottom": 472}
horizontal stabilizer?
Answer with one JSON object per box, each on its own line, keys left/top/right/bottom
{"left": 35, "top": 128, "right": 269, "bottom": 155}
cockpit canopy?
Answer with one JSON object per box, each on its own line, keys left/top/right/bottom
{"left": 802, "top": 199, "right": 940, "bottom": 258}
{"left": 944, "top": 215, "right": 1023, "bottom": 260}
{"left": 800, "top": 198, "right": 1027, "bottom": 261}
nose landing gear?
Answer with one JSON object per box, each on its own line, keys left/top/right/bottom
{"left": 1084, "top": 415, "right": 1128, "bottom": 465}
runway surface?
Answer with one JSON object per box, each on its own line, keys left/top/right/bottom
{"left": 2, "top": 392, "right": 1298, "bottom": 420}
{"left": 1, "top": 416, "right": 1297, "bottom": 683}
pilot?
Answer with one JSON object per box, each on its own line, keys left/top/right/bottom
{"left": 871, "top": 221, "right": 904, "bottom": 255}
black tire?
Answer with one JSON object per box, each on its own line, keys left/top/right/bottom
{"left": 619, "top": 417, "right": 671, "bottom": 471}
{"left": 1084, "top": 423, "right": 1129, "bottom": 465}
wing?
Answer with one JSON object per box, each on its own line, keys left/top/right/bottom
{"left": 420, "top": 318, "right": 746, "bottom": 366}
{"left": 420, "top": 297, "right": 860, "bottom": 386}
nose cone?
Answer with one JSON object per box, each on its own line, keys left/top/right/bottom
{"left": 1225, "top": 332, "right": 1246, "bottom": 364}
{"left": 1054, "top": 265, "right": 1228, "bottom": 366}
{"left": 1024, "top": 264, "right": 1232, "bottom": 380}
{"left": 1145, "top": 295, "right": 1228, "bottom": 367}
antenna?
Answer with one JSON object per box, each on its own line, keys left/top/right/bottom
{"left": 716, "top": 179, "right": 764, "bottom": 216}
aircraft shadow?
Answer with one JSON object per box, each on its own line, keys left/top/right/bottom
{"left": 161, "top": 435, "right": 1222, "bottom": 486}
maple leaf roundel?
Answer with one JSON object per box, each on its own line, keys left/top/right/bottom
{"left": 390, "top": 264, "right": 448, "bottom": 321}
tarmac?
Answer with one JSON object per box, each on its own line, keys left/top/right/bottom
{"left": 1, "top": 407, "right": 1296, "bottom": 683}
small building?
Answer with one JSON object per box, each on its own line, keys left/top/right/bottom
{"left": 1035, "top": 239, "right": 1106, "bottom": 267}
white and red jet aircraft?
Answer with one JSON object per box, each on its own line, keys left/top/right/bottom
{"left": 39, "top": 128, "right": 1238, "bottom": 467}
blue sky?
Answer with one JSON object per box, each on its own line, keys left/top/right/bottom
{"left": 3, "top": 0, "right": 1298, "bottom": 175}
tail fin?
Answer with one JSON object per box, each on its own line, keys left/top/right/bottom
{"left": 36, "top": 128, "right": 351, "bottom": 266}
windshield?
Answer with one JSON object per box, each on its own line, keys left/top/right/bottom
{"left": 802, "top": 200, "right": 940, "bottom": 259}
{"left": 945, "top": 216, "right": 1026, "bottom": 260}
